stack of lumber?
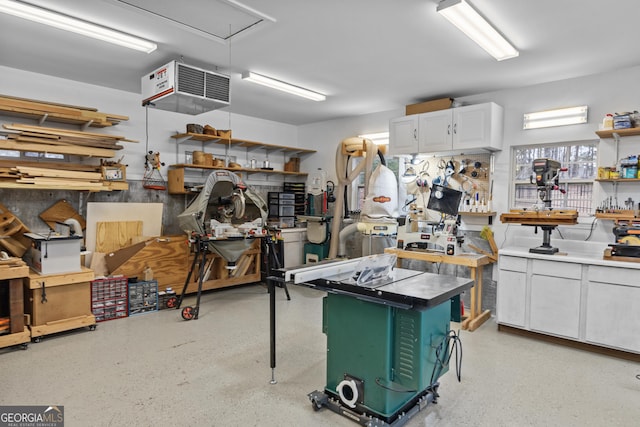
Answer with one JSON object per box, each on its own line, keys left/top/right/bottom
{"left": 0, "top": 95, "right": 128, "bottom": 127}
{"left": 12, "top": 165, "right": 104, "bottom": 189}
{"left": 1, "top": 123, "right": 136, "bottom": 158}
{"left": 0, "top": 159, "right": 111, "bottom": 191}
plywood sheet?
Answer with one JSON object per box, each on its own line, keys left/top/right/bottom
{"left": 111, "top": 236, "right": 188, "bottom": 288}
{"left": 39, "top": 199, "right": 86, "bottom": 231}
{"left": 85, "top": 203, "right": 163, "bottom": 256}
{"left": 95, "top": 221, "right": 142, "bottom": 253}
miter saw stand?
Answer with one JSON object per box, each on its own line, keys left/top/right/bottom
{"left": 174, "top": 232, "right": 214, "bottom": 320}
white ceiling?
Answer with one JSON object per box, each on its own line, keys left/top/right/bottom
{"left": 1, "top": 0, "right": 639, "bottom": 125}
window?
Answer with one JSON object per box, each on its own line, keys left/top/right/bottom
{"left": 512, "top": 142, "right": 597, "bottom": 215}
{"left": 0, "top": 150, "right": 64, "bottom": 160}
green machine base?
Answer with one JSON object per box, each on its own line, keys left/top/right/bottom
{"left": 314, "top": 292, "right": 454, "bottom": 424}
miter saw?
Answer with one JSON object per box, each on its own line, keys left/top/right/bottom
{"left": 175, "top": 170, "right": 268, "bottom": 320}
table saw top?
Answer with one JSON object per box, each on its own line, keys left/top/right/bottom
{"left": 291, "top": 266, "right": 473, "bottom": 310}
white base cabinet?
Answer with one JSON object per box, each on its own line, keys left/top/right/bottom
{"left": 280, "top": 228, "right": 308, "bottom": 268}
{"left": 497, "top": 249, "right": 640, "bottom": 354}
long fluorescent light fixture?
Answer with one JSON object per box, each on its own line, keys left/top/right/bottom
{"left": 242, "top": 72, "right": 326, "bottom": 101}
{"left": 0, "top": 0, "right": 157, "bottom": 53}
{"left": 358, "top": 132, "right": 389, "bottom": 145}
{"left": 523, "top": 106, "right": 589, "bottom": 130}
{"left": 437, "top": 0, "right": 518, "bottom": 61}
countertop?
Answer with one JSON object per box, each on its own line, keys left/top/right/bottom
{"left": 500, "top": 245, "right": 640, "bottom": 270}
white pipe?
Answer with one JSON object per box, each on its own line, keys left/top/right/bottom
{"left": 338, "top": 222, "right": 360, "bottom": 257}
{"left": 328, "top": 137, "right": 377, "bottom": 259}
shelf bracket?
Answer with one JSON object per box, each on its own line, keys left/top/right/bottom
{"left": 80, "top": 120, "right": 94, "bottom": 131}
{"left": 612, "top": 132, "right": 620, "bottom": 144}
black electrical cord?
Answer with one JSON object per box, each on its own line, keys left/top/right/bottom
{"left": 584, "top": 216, "right": 598, "bottom": 241}
{"left": 429, "top": 329, "right": 463, "bottom": 388}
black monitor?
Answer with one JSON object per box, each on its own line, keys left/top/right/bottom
{"left": 426, "top": 185, "right": 463, "bottom": 216}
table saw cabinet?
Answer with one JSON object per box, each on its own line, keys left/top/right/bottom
{"left": 322, "top": 292, "right": 452, "bottom": 420}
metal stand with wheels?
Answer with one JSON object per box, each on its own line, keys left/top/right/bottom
{"left": 175, "top": 233, "right": 210, "bottom": 321}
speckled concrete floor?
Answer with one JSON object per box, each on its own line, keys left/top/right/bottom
{"left": 1, "top": 283, "right": 639, "bottom": 427}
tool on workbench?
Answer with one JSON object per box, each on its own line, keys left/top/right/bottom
{"left": 500, "top": 158, "right": 577, "bottom": 254}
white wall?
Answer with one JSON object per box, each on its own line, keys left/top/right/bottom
{"left": 300, "top": 64, "right": 640, "bottom": 249}
{"left": 5, "top": 63, "right": 640, "bottom": 250}
{"left": 0, "top": 66, "right": 298, "bottom": 183}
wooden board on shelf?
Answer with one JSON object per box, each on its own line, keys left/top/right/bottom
{"left": 594, "top": 210, "right": 638, "bottom": 221}
{"left": 595, "top": 127, "right": 640, "bottom": 139}
{"left": 0, "top": 95, "right": 129, "bottom": 127}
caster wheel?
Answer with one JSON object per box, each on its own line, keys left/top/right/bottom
{"left": 181, "top": 306, "right": 196, "bottom": 320}
{"left": 20, "top": 343, "right": 28, "bottom": 350}
{"left": 311, "top": 399, "right": 322, "bottom": 411}
{"left": 166, "top": 296, "right": 178, "bottom": 309}
{"left": 33, "top": 337, "right": 42, "bottom": 343}
{"left": 89, "top": 325, "right": 97, "bottom": 331}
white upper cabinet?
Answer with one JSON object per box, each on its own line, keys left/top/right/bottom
{"left": 389, "top": 102, "right": 504, "bottom": 155}
{"left": 418, "top": 109, "right": 455, "bottom": 152}
{"left": 388, "top": 115, "right": 418, "bottom": 155}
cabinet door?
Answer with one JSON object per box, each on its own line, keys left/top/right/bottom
{"left": 585, "top": 282, "right": 640, "bottom": 353}
{"left": 282, "top": 230, "right": 307, "bottom": 268}
{"left": 496, "top": 269, "right": 527, "bottom": 327}
{"left": 418, "top": 109, "right": 453, "bottom": 152}
{"left": 530, "top": 274, "right": 581, "bottom": 339}
{"left": 452, "top": 103, "right": 503, "bottom": 151}
{"left": 389, "top": 115, "right": 418, "bottom": 155}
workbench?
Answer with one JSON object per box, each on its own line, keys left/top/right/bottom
{"left": 0, "top": 260, "right": 31, "bottom": 350}
{"left": 24, "top": 267, "right": 96, "bottom": 341}
{"left": 385, "top": 248, "right": 494, "bottom": 331}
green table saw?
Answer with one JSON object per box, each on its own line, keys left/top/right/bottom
{"left": 280, "top": 254, "right": 473, "bottom": 426}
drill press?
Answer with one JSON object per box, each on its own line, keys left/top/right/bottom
{"left": 529, "top": 158, "right": 566, "bottom": 254}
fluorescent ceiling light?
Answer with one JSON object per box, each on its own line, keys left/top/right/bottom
{"left": 523, "top": 106, "right": 589, "bottom": 129}
{"left": 358, "top": 132, "right": 389, "bottom": 145}
{"left": 437, "top": 0, "right": 518, "bottom": 61}
{"left": 242, "top": 72, "right": 326, "bottom": 101}
{"left": 0, "top": 0, "right": 157, "bottom": 53}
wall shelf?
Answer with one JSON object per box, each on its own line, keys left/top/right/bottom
{"left": 170, "top": 133, "right": 316, "bottom": 156}
{"left": 167, "top": 164, "right": 308, "bottom": 195}
{"left": 595, "top": 178, "right": 640, "bottom": 183}
{"left": 595, "top": 127, "right": 640, "bottom": 139}
{"left": 459, "top": 211, "right": 496, "bottom": 225}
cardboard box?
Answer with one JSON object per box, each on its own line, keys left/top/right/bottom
{"left": 405, "top": 97, "right": 453, "bottom": 116}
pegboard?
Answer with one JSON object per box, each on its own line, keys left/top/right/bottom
{"left": 400, "top": 153, "right": 493, "bottom": 216}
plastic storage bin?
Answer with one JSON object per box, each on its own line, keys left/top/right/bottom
{"left": 128, "top": 280, "right": 158, "bottom": 316}
{"left": 91, "top": 276, "right": 129, "bottom": 322}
